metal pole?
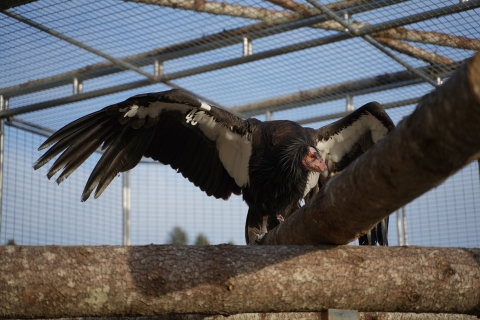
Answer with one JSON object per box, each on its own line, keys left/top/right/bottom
{"left": 402, "top": 206, "right": 408, "bottom": 246}
{"left": 396, "top": 209, "right": 403, "bottom": 246}
{"left": 0, "top": 96, "right": 6, "bottom": 240}
{"left": 306, "top": 0, "right": 438, "bottom": 87}
{"left": 266, "top": 110, "right": 273, "bottom": 121}
{"left": 243, "top": 37, "right": 253, "bottom": 56}
{"left": 73, "top": 77, "right": 83, "bottom": 95}
{"left": 154, "top": 60, "right": 163, "bottom": 78}
{"left": 122, "top": 171, "right": 131, "bottom": 246}
{"left": 346, "top": 95, "right": 354, "bottom": 111}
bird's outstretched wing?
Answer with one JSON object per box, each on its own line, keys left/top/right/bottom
{"left": 312, "top": 101, "right": 395, "bottom": 245}
{"left": 34, "top": 89, "right": 251, "bottom": 201}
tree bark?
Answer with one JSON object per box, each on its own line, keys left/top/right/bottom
{"left": 260, "top": 50, "right": 480, "bottom": 246}
{"left": 1, "top": 245, "right": 479, "bottom": 318}
{"left": 31, "top": 313, "right": 479, "bottom": 320}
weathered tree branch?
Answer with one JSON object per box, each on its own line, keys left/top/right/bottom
{"left": 261, "top": 51, "right": 480, "bottom": 245}
{"left": 264, "top": 0, "right": 454, "bottom": 64}
{"left": 1, "top": 245, "right": 479, "bottom": 318}
{"left": 374, "top": 37, "right": 454, "bottom": 64}
{"left": 127, "top": 0, "right": 480, "bottom": 55}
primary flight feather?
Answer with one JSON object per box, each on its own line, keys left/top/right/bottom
{"left": 34, "top": 89, "right": 394, "bottom": 245}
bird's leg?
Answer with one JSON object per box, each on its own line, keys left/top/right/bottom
{"left": 276, "top": 214, "right": 284, "bottom": 223}
{"left": 255, "top": 216, "right": 269, "bottom": 242}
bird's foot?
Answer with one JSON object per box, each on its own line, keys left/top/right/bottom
{"left": 276, "top": 214, "right": 284, "bottom": 223}
{"left": 255, "top": 231, "right": 267, "bottom": 244}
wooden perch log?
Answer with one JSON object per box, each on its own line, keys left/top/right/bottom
{"left": 0, "top": 245, "right": 479, "bottom": 318}
{"left": 261, "top": 51, "right": 480, "bottom": 245}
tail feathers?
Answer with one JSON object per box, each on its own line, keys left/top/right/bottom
{"left": 359, "top": 217, "right": 389, "bottom": 246}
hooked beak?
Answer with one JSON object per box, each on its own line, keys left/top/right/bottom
{"left": 302, "top": 147, "right": 328, "bottom": 177}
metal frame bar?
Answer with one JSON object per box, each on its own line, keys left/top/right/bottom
{"left": 0, "top": 1, "right": 476, "bottom": 121}
{"left": 2, "top": 0, "right": 476, "bottom": 100}
{"left": 297, "top": 96, "right": 420, "bottom": 125}
{"left": 0, "top": 60, "right": 458, "bottom": 119}
{"left": 306, "top": 0, "right": 438, "bottom": 87}
{"left": 232, "top": 61, "right": 459, "bottom": 117}
{"left": 1, "top": 0, "right": 410, "bottom": 97}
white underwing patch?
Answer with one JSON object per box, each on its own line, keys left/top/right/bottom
{"left": 119, "top": 99, "right": 250, "bottom": 187}
{"left": 316, "top": 113, "right": 388, "bottom": 163}
{"left": 191, "top": 111, "right": 251, "bottom": 187}
{"left": 304, "top": 171, "right": 320, "bottom": 197}
{"left": 200, "top": 102, "right": 211, "bottom": 111}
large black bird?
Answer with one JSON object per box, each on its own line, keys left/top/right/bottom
{"left": 34, "top": 89, "right": 394, "bottom": 245}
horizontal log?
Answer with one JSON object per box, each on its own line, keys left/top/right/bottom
{"left": 260, "top": 51, "right": 480, "bottom": 245}
{"left": 41, "top": 312, "right": 479, "bottom": 319}
{"left": 0, "top": 245, "right": 479, "bottom": 318}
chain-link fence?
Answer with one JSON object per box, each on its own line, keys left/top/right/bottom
{"left": 1, "top": 0, "right": 479, "bottom": 247}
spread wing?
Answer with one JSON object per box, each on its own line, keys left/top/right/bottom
{"left": 34, "top": 89, "right": 251, "bottom": 201}
{"left": 308, "top": 101, "right": 395, "bottom": 245}
{"left": 315, "top": 101, "right": 394, "bottom": 175}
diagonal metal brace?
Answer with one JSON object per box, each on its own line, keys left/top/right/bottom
{"left": 306, "top": 0, "right": 438, "bottom": 87}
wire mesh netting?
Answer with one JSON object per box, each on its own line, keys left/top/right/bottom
{"left": 1, "top": 0, "right": 479, "bottom": 247}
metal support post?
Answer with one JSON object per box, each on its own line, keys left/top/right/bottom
{"left": 73, "top": 77, "right": 83, "bottom": 95}
{"left": 122, "top": 171, "right": 131, "bottom": 246}
{"left": 437, "top": 76, "right": 443, "bottom": 85}
{"left": 266, "top": 110, "right": 273, "bottom": 121}
{"left": 396, "top": 209, "right": 403, "bottom": 246}
{"left": 154, "top": 59, "right": 163, "bottom": 78}
{"left": 306, "top": 0, "right": 439, "bottom": 87}
{"left": 0, "top": 96, "right": 7, "bottom": 240}
{"left": 402, "top": 206, "right": 408, "bottom": 245}
{"left": 396, "top": 206, "right": 408, "bottom": 246}
{"left": 243, "top": 37, "right": 253, "bottom": 56}
{"left": 346, "top": 95, "right": 354, "bottom": 111}
{"left": 343, "top": 12, "right": 351, "bottom": 33}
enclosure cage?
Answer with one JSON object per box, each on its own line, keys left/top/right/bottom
{"left": 1, "top": 0, "right": 479, "bottom": 247}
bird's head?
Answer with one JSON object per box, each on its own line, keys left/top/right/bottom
{"left": 301, "top": 146, "right": 329, "bottom": 177}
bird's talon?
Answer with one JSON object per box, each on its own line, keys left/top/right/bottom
{"left": 255, "top": 232, "right": 267, "bottom": 243}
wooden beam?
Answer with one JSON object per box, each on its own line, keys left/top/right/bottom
{"left": 0, "top": 245, "right": 479, "bottom": 318}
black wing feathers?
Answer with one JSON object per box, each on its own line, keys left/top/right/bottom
{"left": 35, "top": 89, "right": 244, "bottom": 202}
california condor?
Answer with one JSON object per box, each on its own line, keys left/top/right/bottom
{"left": 34, "top": 89, "right": 394, "bottom": 245}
